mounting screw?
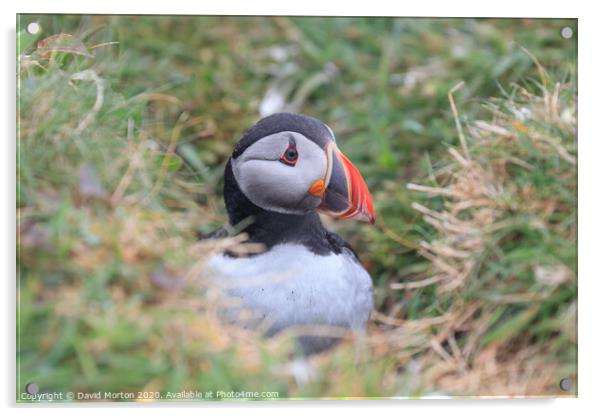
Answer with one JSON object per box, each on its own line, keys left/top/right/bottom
{"left": 559, "top": 378, "right": 573, "bottom": 391}
{"left": 26, "top": 22, "right": 41, "bottom": 35}
{"left": 25, "top": 383, "right": 39, "bottom": 395}
{"left": 560, "top": 26, "right": 573, "bottom": 40}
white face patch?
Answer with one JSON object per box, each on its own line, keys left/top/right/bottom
{"left": 231, "top": 131, "right": 328, "bottom": 215}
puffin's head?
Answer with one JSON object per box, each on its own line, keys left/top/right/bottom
{"left": 229, "top": 113, "right": 374, "bottom": 223}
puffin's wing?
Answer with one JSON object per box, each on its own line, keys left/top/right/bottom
{"left": 325, "top": 231, "right": 360, "bottom": 261}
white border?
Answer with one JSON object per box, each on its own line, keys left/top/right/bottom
{"left": 3, "top": 1, "right": 600, "bottom": 415}
{"left": 8, "top": 0, "right": 581, "bottom": 17}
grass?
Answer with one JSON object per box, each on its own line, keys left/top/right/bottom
{"left": 17, "top": 15, "right": 577, "bottom": 400}
{"left": 401, "top": 74, "right": 576, "bottom": 395}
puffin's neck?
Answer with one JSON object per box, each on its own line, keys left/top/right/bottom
{"left": 224, "top": 159, "right": 331, "bottom": 255}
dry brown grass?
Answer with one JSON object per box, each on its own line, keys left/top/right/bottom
{"left": 378, "top": 76, "right": 577, "bottom": 397}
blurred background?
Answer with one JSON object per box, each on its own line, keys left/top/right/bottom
{"left": 17, "top": 15, "right": 576, "bottom": 399}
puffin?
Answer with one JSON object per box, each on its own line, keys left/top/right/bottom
{"left": 206, "top": 112, "right": 374, "bottom": 354}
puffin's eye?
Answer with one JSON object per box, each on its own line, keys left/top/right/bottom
{"left": 280, "top": 143, "right": 298, "bottom": 166}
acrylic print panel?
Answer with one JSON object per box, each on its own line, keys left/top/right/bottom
{"left": 16, "top": 14, "right": 577, "bottom": 402}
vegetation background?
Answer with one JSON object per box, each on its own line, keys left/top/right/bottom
{"left": 17, "top": 15, "right": 577, "bottom": 400}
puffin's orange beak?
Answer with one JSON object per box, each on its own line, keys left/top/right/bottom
{"left": 309, "top": 143, "right": 375, "bottom": 224}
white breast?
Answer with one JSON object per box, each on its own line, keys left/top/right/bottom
{"left": 204, "top": 244, "right": 373, "bottom": 336}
